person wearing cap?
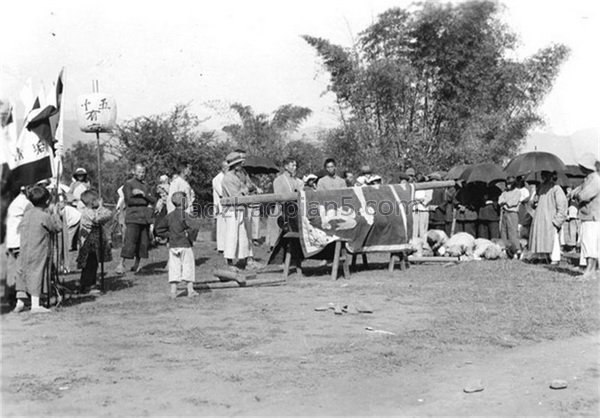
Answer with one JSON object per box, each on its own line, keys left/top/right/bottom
{"left": 355, "top": 165, "right": 373, "bottom": 187}
{"left": 366, "top": 174, "right": 382, "bottom": 186}
{"left": 303, "top": 174, "right": 318, "bottom": 191}
{"left": 68, "top": 167, "right": 91, "bottom": 209}
{"left": 498, "top": 176, "right": 522, "bottom": 256}
{"left": 572, "top": 153, "right": 600, "bottom": 278}
{"left": 317, "top": 158, "right": 346, "bottom": 190}
{"left": 405, "top": 167, "right": 416, "bottom": 183}
{"left": 167, "top": 161, "right": 194, "bottom": 214}
{"left": 221, "top": 152, "right": 260, "bottom": 270}
{"left": 529, "top": 170, "right": 567, "bottom": 265}
{"left": 116, "top": 163, "right": 156, "bottom": 275}
{"left": 212, "top": 161, "right": 229, "bottom": 253}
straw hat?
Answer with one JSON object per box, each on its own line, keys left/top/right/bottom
{"left": 303, "top": 173, "right": 318, "bottom": 183}
{"left": 74, "top": 167, "right": 88, "bottom": 176}
{"left": 226, "top": 151, "right": 245, "bottom": 167}
{"left": 367, "top": 174, "right": 382, "bottom": 184}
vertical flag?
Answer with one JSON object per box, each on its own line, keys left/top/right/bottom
{"left": 8, "top": 85, "right": 55, "bottom": 188}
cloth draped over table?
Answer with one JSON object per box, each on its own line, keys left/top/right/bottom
{"left": 298, "top": 184, "right": 415, "bottom": 257}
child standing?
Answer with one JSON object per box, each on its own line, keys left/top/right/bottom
{"left": 13, "top": 186, "right": 62, "bottom": 313}
{"left": 155, "top": 192, "right": 200, "bottom": 298}
{"left": 76, "top": 190, "right": 113, "bottom": 294}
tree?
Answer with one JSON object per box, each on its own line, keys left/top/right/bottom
{"left": 62, "top": 141, "right": 129, "bottom": 203}
{"left": 282, "top": 139, "right": 325, "bottom": 176}
{"left": 222, "top": 103, "right": 312, "bottom": 164}
{"left": 303, "top": 1, "right": 569, "bottom": 173}
{"left": 111, "top": 105, "right": 229, "bottom": 204}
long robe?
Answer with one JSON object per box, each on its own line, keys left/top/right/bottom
{"left": 17, "top": 207, "right": 62, "bottom": 297}
{"left": 221, "top": 170, "right": 252, "bottom": 260}
{"left": 529, "top": 182, "right": 567, "bottom": 254}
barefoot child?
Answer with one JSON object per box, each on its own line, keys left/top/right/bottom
{"left": 155, "top": 192, "right": 200, "bottom": 298}
{"left": 77, "top": 190, "right": 113, "bottom": 294}
{"left": 13, "top": 186, "right": 62, "bottom": 313}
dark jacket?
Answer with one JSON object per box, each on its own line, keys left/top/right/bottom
{"left": 123, "top": 178, "right": 156, "bottom": 224}
{"left": 155, "top": 209, "right": 200, "bottom": 248}
{"left": 478, "top": 201, "right": 500, "bottom": 222}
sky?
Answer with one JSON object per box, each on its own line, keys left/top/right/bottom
{"left": 1, "top": 0, "right": 599, "bottom": 137}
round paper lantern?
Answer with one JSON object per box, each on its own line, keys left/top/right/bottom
{"left": 77, "top": 93, "right": 117, "bottom": 133}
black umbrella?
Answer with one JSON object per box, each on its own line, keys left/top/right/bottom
{"left": 459, "top": 163, "right": 505, "bottom": 185}
{"left": 565, "top": 164, "right": 587, "bottom": 178}
{"left": 243, "top": 156, "right": 279, "bottom": 175}
{"left": 504, "top": 152, "right": 566, "bottom": 177}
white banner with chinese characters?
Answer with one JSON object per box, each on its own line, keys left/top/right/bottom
{"left": 77, "top": 94, "right": 117, "bottom": 133}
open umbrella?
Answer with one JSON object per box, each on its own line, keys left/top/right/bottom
{"left": 445, "top": 164, "right": 469, "bottom": 180}
{"left": 243, "top": 156, "right": 279, "bottom": 175}
{"left": 565, "top": 164, "right": 587, "bottom": 178}
{"left": 504, "top": 152, "right": 566, "bottom": 177}
{"left": 459, "top": 163, "right": 506, "bottom": 185}
{"left": 524, "top": 170, "right": 570, "bottom": 187}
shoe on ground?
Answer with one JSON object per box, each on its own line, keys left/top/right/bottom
{"left": 187, "top": 290, "right": 199, "bottom": 298}
{"left": 89, "top": 287, "right": 102, "bottom": 295}
{"left": 12, "top": 303, "right": 25, "bottom": 314}
{"left": 31, "top": 306, "right": 51, "bottom": 314}
{"left": 115, "top": 265, "right": 125, "bottom": 275}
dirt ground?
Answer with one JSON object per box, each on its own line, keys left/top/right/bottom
{"left": 1, "top": 236, "right": 599, "bottom": 416}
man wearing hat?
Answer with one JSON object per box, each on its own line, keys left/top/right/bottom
{"left": 573, "top": 153, "right": 600, "bottom": 278}
{"left": 303, "top": 174, "right": 318, "bottom": 191}
{"left": 68, "top": 167, "right": 90, "bottom": 209}
{"left": 221, "top": 152, "right": 260, "bottom": 270}
{"left": 498, "top": 176, "right": 522, "bottom": 256}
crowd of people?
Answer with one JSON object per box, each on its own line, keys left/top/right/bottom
{"left": 2, "top": 149, "right": 599, "bottom": 312}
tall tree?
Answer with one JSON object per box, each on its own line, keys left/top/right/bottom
{"left": 112, "top": 105, "right": 228, "bottom": 204}
{"left": 222, "top": 103, "right": 312, "bottom": 164}
{"left": 303, "top": 1, "right": 569, "bottom": 173}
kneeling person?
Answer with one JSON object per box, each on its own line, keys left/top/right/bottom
{"left": 155, "top": 192, "right": 200, "bottom": 298}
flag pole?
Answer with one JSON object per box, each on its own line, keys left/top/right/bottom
{"left": 93, "top": 79, "right": 106, "bottom": 292}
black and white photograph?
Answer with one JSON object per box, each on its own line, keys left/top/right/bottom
{"left": 1, "top": 0, "right": 599, "bottom": 415}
